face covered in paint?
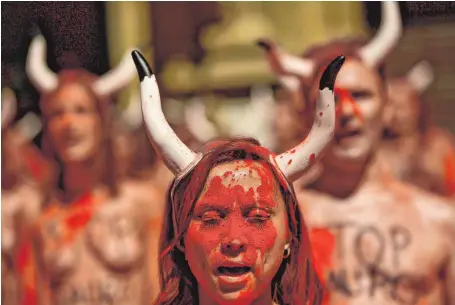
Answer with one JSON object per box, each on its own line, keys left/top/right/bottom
{"left": 330, "top": 58, "right": 386, "bottom": 161}
{"left": 184, "top": 160, "right": 290, "bottom": 305}
{"left": 44, "top": 83, "right": 102, "bottom": 164}
{"left": 383, "top": 80, "right": 421, "bottom": 137}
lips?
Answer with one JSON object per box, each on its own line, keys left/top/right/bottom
{"left": 213, "top": 261, "right": 253, "bottom": 289}
{"left": 217, "top": 266, "right": 252, "bottom": 276}
{"left": 335, "top": 129, "right": 361, "bottom": 140}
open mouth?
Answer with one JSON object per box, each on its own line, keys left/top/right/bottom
{"left": 335, "top": 129, "right": 361, "bottom": 141}
{"left": 217, "top": 266, "right": 251, "bottom": 276}
{"left": 382, "top": 128, "right": 400, "bottom": 139}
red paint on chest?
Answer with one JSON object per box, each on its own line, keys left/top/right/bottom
{"left": 309, "top": 228, "right": 336, "bottom": 305}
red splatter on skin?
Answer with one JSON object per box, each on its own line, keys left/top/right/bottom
{"left": 309, "top": 228, "right": 336, "bottom": 305}
{"left": 335, "top": 88, "right": 364, "bottom": 123}
{"left": 319, "top": 112, "right": 323, "bottom": 117}
{"left": 290, "top": 149, "right": 296, "bottom": 154}
{"left": 309, "top": 153, "right": 316, "bottom": 164}
{"left": 15, "top": 193, "right": 102, "bottom": 305}
{"left": 185, "top": 162, "right": 280, "bottom": 302}
{"left": 288, "top": 159, "right": 293, "bottom": 165}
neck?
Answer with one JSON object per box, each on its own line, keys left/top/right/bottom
{"left": 62, "top": 158, "right": 102, "bottom": 201}
{"left": 307, "top": 152, "right": 387, "bottom": 198}
{"left": 198, "top": 286, "right": 277, "bottom": 305}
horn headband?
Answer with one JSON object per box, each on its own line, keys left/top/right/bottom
{"left": 26, "top": 34, "right": 137, "bottom": 96}
{"left": 130, "top": 50, "right": 345, "bottom": 183}
{"left": 258, "top": 1, "right": 402, "bottom": 90}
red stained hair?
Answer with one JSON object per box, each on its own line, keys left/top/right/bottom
{"left": 154, "top": 137, "right": 322, "bottom": 305}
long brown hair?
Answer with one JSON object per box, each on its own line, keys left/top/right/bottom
{"left": 39, "top": 70, "right": 120, "bottom": 196}
{"left": 155, "top": 137, "right": 322, "bottom": 305}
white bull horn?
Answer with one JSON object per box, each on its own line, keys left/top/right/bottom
{"left": 274, "top": 55, "right": 345, "bottom": 182}
{"left": 131, "top": 50, "right": 198, "bottom": 175}
{"left": 357, "top": 1, "right": 402, "bottom": 67}
{"left": 406, "top": 61, "right": 434, "bottom": 93}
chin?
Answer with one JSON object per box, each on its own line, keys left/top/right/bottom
{"left": 331, "top": 145, "right": 370, "bottom": 162}
{"left": 214, "top": 292, "right": 256, "bottom": 305}
{"left": 60, "top": 148, "right": 94, "bottom": 164}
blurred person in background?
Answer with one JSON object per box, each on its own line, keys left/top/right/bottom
{"left": 2, "top": 87, "right": 54, "bottom": 305}
{"left": 131, "top": 50, "right": 345, "bottom": 305}
{"left": 17, "top": 33, "right": 163, "bottom": 305}
{"left": 381, "top": 61, "right": 455, "bottom": 199}
{"left": 260, "top": 2, "right": 455, "bottom": 305}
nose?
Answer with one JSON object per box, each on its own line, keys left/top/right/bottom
{"left": 221, "top": 239, "right": 246, "bottom": 257}
{"left": 220, "top": 221, "right": 248, "bottom": 256}
{"left": 60, "top": 113, "right": 75, "bottom": 130}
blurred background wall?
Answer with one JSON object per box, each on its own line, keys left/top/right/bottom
{"left": 2, "top": 1, "right": 455, "bottom": 137}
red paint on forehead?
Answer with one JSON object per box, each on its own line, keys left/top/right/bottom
{"left": 288, "top": 159, "right": 293, "bottom": 165}
{"left": 334, "top": 87, "right": 364, "bottom": 123}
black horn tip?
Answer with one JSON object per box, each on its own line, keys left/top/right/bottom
{"left": 30, "top": 23, "right": 43, "bottom": 38}
{"left": 319, "top": 55, "right": 346, "bottom": 91}
{"left": 131, "top": 50, "right": 153, "bottom": 82}
{"left": 256, "top": 39, "right": 273, "bottom": 51}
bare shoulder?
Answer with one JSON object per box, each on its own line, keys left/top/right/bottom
{"left": 398, "top": 181, "right": 455, "bottom": 236}
{"left": 425, "top": 127, "right": 455, "bottom": 151}
{"left": 118, "top": 179, "right": 166, "bottom": 217}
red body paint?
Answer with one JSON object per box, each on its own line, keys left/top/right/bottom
{"left": 309, "top": 153, "right": 316, "bottom": 164}
{"left": 335, "top": 88, "right": 364, "bottom": 123}
{"left": 443, "top": 149, "right": 455, "bottom": 196}
{"left": 309, "top": 228, "right": 336, "bottom": 305}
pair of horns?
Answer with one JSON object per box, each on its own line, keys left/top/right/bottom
{"left": 259, "top": 1, "right": 402, "bottom": 90}
{"left": 26, "top": 35, "right": 136, "bottom": 96}
{"left": 131, "top": 50, "right": 345, "bottom": 182}
{"left": 405, "top": 61, "right": 434, "bottom": 93}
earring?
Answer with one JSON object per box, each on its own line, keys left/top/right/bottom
{"left": 283, "top": 244, "right": 291, "bottom": 258}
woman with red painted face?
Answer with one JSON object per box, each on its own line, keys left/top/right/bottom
{"left": 259, "top": 3, "right": 455, "bottom": 305}
{"left": 130, "top": 50, "right": 345, "bottom": 305}
{"left": 1, "top": 88, "right": 54, "bottom": 305}
{"left": 381, "top": 61, "right": 455, "bottom": 199}
{"left": 18, "top": 34, "right": 165, "bottom": 305}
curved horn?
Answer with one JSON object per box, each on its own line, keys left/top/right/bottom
{"left": 92, "top": 48, "right": 137, "bottom": 96}
{"left": 357, "top": 1, "right": 402, "bottom": 67}
{"left": 406, "top": 61, "right": 434, "bottom": 93}
{"left": 257, "top": 38, "right": 314, "bottom": 91}
{"left": 275, "top": 55, "right": 345, "bottom": 182}
{"left": 1, "top": 87, "right": 17, "bottom": 129}
{"left": 131, "top": 50, "right": 198, "bottom": 175}
{"left": 25, "top": 35, "right": 58, "bottom": 93}
{"left": 16, "top": 112, "right": 42, "bottom": 142}
{"left": 121, "top": 91, "right": 144, "bottom": 130}
{"left": 184, "top": 98, "right": 218, "bottom": 143}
